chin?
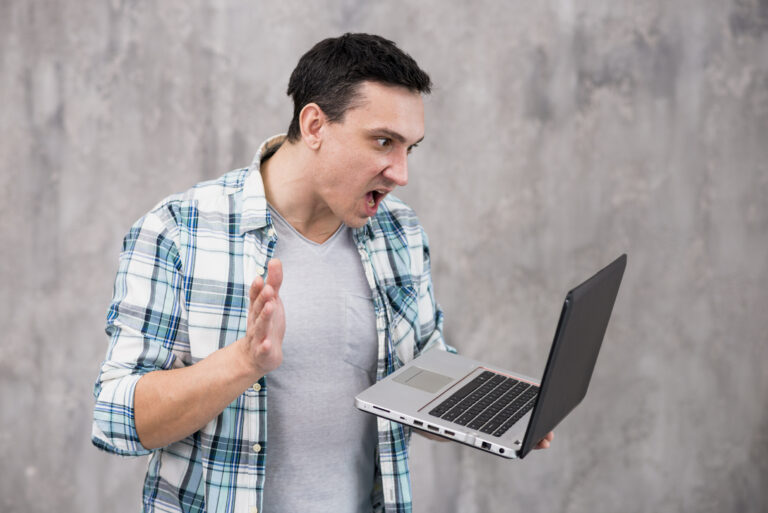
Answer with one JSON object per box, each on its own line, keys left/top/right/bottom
{"left": 344, "top": 216, "right": 370, "bottom": 229}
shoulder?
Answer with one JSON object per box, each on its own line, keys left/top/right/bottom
{"left": 140, "top": 167, "right": 250, "bottom": 231}
{"left": 150, "top": 167, "right": 249, "bottom": 215}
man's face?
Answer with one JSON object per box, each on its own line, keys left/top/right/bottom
{"left": 312, "top": 81, "right": 425, "bottom": 228}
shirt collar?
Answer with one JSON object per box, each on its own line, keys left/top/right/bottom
{"left": 240, "top": 134, "right": 286, "bottom": 235}
{"left": 239, "top": 133, "right": 376, "bottom": 241}
{"left": 354, "top": 217, "right": 375, "bottom": 243}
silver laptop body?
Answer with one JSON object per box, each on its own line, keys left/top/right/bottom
{"left": 355, "top": 254, "right": 626, "bottom": 459}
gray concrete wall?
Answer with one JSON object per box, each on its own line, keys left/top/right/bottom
{"left": 1, "top": 1, "right": 766, "bottom": 512}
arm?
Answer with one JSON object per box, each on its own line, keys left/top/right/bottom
{"left": 93, "top": 209, "right": 285, "bottom": 453}
{"left": 133, "top": 259, "right": 285, "bottom": 449}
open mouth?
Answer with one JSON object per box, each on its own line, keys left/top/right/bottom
{"left": 365, "top": 189, "right": 389, "bottom": 212}
{"left": 367, "top": 191, "right": 381, "bottom": 207}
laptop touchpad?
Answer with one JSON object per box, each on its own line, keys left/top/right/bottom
{"left": 393, "top": 367, "right": 454, "bottom": 394}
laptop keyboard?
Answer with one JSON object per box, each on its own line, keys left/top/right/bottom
{"left": 428, "top": 370, "right": 539, "bottom": 437}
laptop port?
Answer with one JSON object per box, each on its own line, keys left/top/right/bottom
{"left": 427, "top": 424, "right": 439, "bottom": 432}
{"left": 372, "top": 406, "right": 390, "bottom": 413}
{"left": 481, "top": 441, "right": 491, "bottom": 450}
{"left": 499, "top": 448, "right": 505, "bottom": 454}
{"left": 413, "top": 420, "right": 423, "bottom": 426}
{"left": 444, "top": 430, "right": 455, "bottom": 436}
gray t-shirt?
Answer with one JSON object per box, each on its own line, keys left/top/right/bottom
{"left": 261, "top": 206, "right": 378, "bottom": 513}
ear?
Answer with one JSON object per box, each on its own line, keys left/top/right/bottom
{"left": 298, "top": 103, "right": 325, "bottom": 151}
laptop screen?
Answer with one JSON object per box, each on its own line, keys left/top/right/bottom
{"left": 519, "top": 254, "right": 626, "bottom": 458}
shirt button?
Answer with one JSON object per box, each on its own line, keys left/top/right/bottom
{"left": 250, "top": 507, "right": 258, "bottom": 513}
{"left": 256, "top": 266, "right": 265, "bottom": 276}
{"left": 252, "top": 443, "right": 261, "bottom": 453}
{"left": 252, "top": 383, "right": 261, "bottom": 392}
{"left": 267, "top": 227, "right": 276, "bottom": 237}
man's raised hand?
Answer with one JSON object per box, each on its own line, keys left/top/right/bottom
{"left": 244, "top": 259, "right": 286, "bottom": 376}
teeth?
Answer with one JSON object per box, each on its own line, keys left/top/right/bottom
{"left": 368, "top": 198, "right": 375, "bottom": 207}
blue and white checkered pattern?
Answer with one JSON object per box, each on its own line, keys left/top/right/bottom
{"left": 92, "top": 135, "right": 455, "bottom": 513}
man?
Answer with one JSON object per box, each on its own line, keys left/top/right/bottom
{"left": 93, "top": 33, "right": 552, "bottom": 513}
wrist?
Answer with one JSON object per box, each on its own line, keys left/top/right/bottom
{"left": 231, "top": 337, "right": 265, "bottom": 383}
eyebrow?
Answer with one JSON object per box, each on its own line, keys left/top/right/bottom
{"left": 368, "top": 128, "right": 424, "bottom": 146}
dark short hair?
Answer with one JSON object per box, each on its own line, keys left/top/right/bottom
{"left": 285, "top": 33, "right": 432, "bottom": 142}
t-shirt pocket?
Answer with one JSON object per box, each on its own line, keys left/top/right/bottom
{"left": 343, "top": 294, "right": 378, "bottom": 380}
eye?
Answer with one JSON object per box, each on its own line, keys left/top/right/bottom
{"left": 407, "top": 143, "right": 419, "bottom": 155}
{"left": 376, "top": 137, "right": 392, "bottom": 148}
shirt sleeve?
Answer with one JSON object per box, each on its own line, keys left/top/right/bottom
{"left": 415, "top": 226, "right": 456, "bottom": 355}
{"left": 92, "top": 208, "right": 188, "bottom": 456}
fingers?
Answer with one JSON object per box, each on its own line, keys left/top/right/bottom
{"left": 248, "top": 260, "right": 282, "bottom": 316}
{"left": 249, "top": 276, "right": 264, "bottom": 305}
{"left": 251, "top": 293, "right": 275, "bottom": 342}
{"left": 247, "top": 278, "right": 263, "bottom": 329}
{"left": 534, "top": 431, "right": 554, "bottom": 450}
{"left": 266, "top": 258, "right": 283, "bottom": 294}
{"left": 247, "top": 259, "right": 283, "bottom": 345}
{"left": 247, "top": 276, "right": 274, "bottom": 340}
{"left": 415, "top": 430, "right": 450, "bottom": 442}
{"left": 251, "top": 283, "right": 275, "bottom": 318}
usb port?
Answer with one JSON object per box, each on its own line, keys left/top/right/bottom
{"left": 444, "top": 430, "right": 455, "bottom": 436}
{"left": 427, "top": 425, "right": 439, "bottom": 432}
{"left": 413, "top": 420, "right": 423, "bottom": 426}
{"left": 481, "top": 442, "right": 491, "bottom": 450}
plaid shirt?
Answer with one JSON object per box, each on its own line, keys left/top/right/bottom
{"left": 92, "top": 135, "right": 454, "bottom": 513}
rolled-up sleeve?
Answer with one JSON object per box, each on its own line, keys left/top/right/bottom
{"left": 92, "top": 208, "right": 188, "bottom": 456}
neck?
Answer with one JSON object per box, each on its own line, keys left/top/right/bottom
{"left": 260, "top": 140, "right": 342, "bottom": 244}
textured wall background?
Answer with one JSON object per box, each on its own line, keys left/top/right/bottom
{"left": 1, "top": 1, "right": 767, "bottom": 512}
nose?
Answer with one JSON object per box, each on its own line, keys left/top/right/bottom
{"left": 384, "top": 150, "right": 409, "bottom": 187}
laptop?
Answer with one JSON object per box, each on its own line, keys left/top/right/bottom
{"left": 355, "top": 254, "right": 626, "bottom": 459}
